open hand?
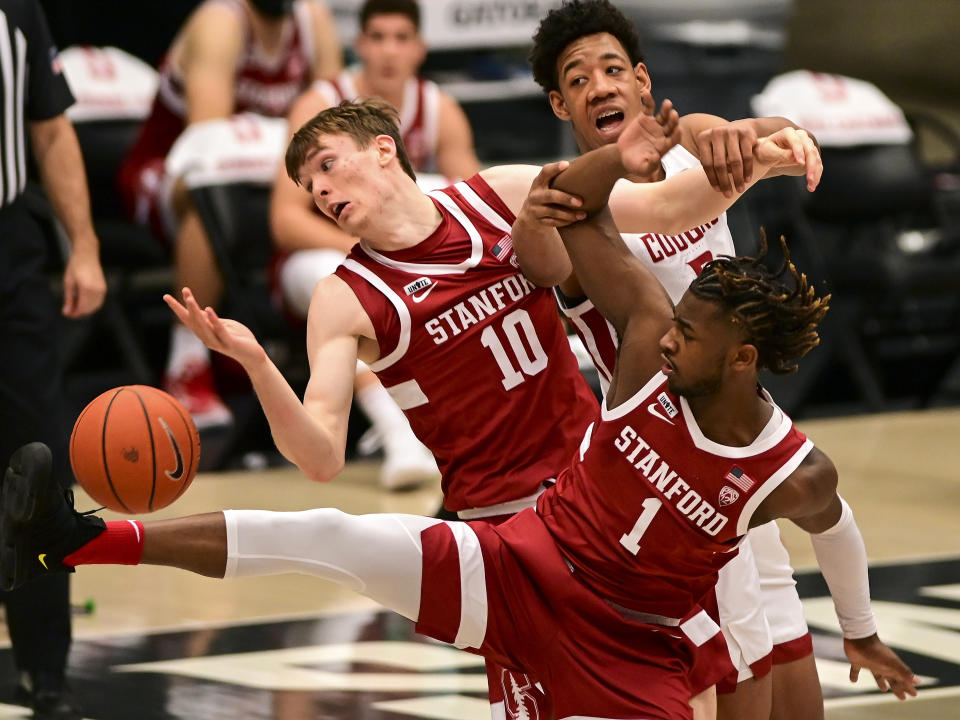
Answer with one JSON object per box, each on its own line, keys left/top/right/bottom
{"left": 754, "top": 127, "right": 822, "bottom": 191}
{"left": 163, "top": 288, "right": 267, "bottom": 369}
{"left": 617, "top": 99, "right": 681, "bottom": 178}
{"left": 844, "top": 634, "right": 920, "bottom": 700}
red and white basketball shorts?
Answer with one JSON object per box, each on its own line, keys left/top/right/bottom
{"left": 712, "top": 534, "right": 774, "bottom": 693}
{"left": 118, "top": 155, "right": 179, "bottom": 245}
{"left": 416, "top": 508, "right": 712, "bottom": 720}
{"left": 751, "top": 521, "right": 814, "bottom": 663}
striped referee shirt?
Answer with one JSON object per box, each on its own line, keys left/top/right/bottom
{"left": 0, "top": 0, "right": 73, "bottom": 209}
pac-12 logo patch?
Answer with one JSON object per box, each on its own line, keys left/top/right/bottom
{"left": 719, "top": 485, "right": 740, "bottom": 506}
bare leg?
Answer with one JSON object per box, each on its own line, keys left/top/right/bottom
{"left": 353, "top": 365, "right": 440, "bottom": 491}
{"left": 175, "top": 208, "right": 222, "bottom": 308}
{"left": 141, "top": 513, "right": 227, "bottom": 578}
{"left": 717, "top": 673, "right": 772, "bottom": 720}
{"left": 770, "top": 655, "right": 824, "bottom": 720}
{"left": 164, "top": 192, "right": 232, "bottom": 426}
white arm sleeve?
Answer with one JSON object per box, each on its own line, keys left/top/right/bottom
{"left": 809, "top": 496, "right": 878, "bottom": 639}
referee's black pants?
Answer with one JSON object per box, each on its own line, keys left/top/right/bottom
{"left": 0, "top": 200, "right": 72, "bottom": 690}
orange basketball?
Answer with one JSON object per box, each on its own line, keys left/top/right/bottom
{"left": 69, "top": 385, "right": 201, "bottom": 514}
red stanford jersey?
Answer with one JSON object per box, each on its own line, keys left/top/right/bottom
{"left": 539, "top": 372, "right": 812, "bottom": 619}
{"left": 124, "top": 0, "right": 314, "bottom": 169}
{"left": 312, "top": 72, "right": 441, "bottom": 174}
{"left": 334, "top": 175, "right": 598, "bottom": 512}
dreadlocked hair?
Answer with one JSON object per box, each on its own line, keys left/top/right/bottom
{"left": 689, "top": 232, "right": 831, "bottom": 375}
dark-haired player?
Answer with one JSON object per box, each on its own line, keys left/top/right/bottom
{"left": 513, "top": 2, "right": 880, "bottom": 718}
{"left": 0, "top": 108, "right": 917, "bottom": 719}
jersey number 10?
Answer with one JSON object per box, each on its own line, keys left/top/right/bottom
{"left": 480, "top": 309, "right": 549, "bottom": 390}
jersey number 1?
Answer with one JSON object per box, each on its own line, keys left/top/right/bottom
{"left": 480, "top": 309, "right": 548, "bottom": 390}
{"left": 619, "top": 497, "right": 663, "bottom": 555}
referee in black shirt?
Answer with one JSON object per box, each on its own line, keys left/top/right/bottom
{"left": 0, "top": 1, "right": 105, "bottom": 717}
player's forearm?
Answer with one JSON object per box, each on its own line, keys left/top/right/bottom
{"left": 511, "top": 214, "right": 572, "bottom": 288}
{"left": 558, "top": 207, "right": 663, "bottom": 337}
{"left": 245, "top": 357, "right": 345, "bottom": 481}
{"left": 641, "top": 159, "right": 776, "bottom": 236}
{"left": 551, "top": 144, "right": 626, "bottom": 215}
{"left": 29, "top": 115, "right": 97, "bottom": 253}
{"left": 809, "top": 495, "right": 878, "bottom": 639}
{"left": 551, "top": 146, "right": 669, "bottom": 332}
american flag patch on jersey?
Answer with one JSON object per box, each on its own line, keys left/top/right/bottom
{"left": 490, "top": 234, "right": 513, "bottom": 262}
{"left": 724, "top": 466, "right": 754, "bottom": 492}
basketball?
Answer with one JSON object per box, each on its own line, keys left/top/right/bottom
{"left": 69, "top": 386, "right": 201, "bottom": 514}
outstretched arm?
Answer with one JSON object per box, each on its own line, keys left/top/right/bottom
{"left": 605, "top": 123, "right": 819, "bottom": 237}
{"left": 756, "top": 449, "right": 920, "bottom": 701}
{"left": 163, "top": 277, "right": 362, "bottom": 481}
{"left": 682, "top": 113, "right": 821, "bottom": 195}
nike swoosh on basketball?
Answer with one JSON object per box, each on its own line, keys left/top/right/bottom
{"left": 411, "top": 282, "right": 437, "bottom": 303}
{"left": 159, "top": 417, "right": 185, "bottom": 481}
{"left": 647, "top": 402, "right": 675, "bottom": 425}
{"left": 38, "top": 553, "right": 48, "bottom": 569}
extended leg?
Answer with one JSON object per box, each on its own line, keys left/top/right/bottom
{"left": 1, "top": 444, "right": 443, "bottom": 622}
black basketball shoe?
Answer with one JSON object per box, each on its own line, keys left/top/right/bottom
{"left": 0, "top": 443, "right": 105, "bottom": 591}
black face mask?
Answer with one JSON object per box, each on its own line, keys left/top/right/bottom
{"left": 249, "top": 0, "right": 292, "bottom": 18}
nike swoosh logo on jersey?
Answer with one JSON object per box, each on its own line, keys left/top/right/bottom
{"left": 411, "top": 282, "right": 437, "bottom": 303}
{"left": 38, "top": 553, "right": 48, "bottom": 569}
{"left": 647, "top": 402, "right": 675, "bottom": 425}
{"left": 159, "top": 417, "right": 185, "bottom": 481}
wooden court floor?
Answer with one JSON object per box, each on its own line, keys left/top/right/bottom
{"left": 0, "top": 407, "right": 958, "bottom": 719}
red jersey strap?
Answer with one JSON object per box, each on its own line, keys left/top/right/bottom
{"left": 456, "top": 173, "right": 517, "bottom": 227}
{"left": 601, "top": 371, "right": 670, "bottom": 421}
{"left": 333, "top": 259, "right": 404, "bottom": 367}
{"left": 559, "top": 293, "right": 617, "bottom": 391}
{"left": 735, "top": 438, "right": 813, "bottom": 535}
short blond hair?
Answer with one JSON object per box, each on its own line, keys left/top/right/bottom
{"left": 285, "top": 98, "right": 417, "bottom": 183}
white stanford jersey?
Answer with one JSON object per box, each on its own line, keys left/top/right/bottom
{"left": 562, "top": 144, "right": 736, "bottom": 393}
{"left": 334, "top": 175, "right": 598, "bottom": 512}
{"left": 313, "top": 71, "right": 441, "bottom": 173}
{"left": 538, "top": 372, "right": 812, "bottom": 620}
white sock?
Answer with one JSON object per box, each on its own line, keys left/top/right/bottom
{"left": 355, "top": 375, "right": 412, "bottom": 442}
{"left": 167, "top": 324, "right": 210, "bottom": 377}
